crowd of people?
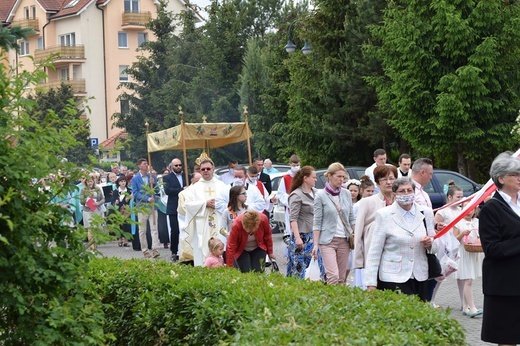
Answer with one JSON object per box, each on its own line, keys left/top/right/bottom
{"left": 51, "top": 149, "right": 520, "bottom": 346}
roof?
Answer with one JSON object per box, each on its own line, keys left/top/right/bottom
{"left": 49, "top": 0, "right": 94, "bottom": 19}
{"left": 3, "top": 0, "right": 93, "bottom": 23}
{"left": 100, "top": 130, "right": 127, "bottom": 150}
{"left": 0, "top": 0, "right": 16, "bottom": 24}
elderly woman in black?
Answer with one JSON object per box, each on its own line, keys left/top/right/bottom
{"left": 480, "top": 152, "right": 520, "bottom": 345}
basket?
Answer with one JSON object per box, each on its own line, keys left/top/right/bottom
{"left": 463, "top": 243, "right": 483, "bottom": 253}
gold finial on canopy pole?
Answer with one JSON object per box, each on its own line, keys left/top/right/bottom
{"left": 243, "top": 105, "right": 252, "bottom": 166}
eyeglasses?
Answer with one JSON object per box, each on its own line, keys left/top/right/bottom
{"left": 379, "top": 177, "right": 396, "bottom": 183}
{"left": 505, "top": 173, "right": 520, "bottom": 177}
{"left": 200, "top": 167, "right": 212, "bottom": 172}
{"left": 173, "top": 164, "right": 182, "bottom": 167}
{"left": 239, "top": 192, "right": 247, "bottom": 196}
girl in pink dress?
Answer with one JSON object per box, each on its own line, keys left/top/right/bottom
{"left": 204, "top": 237, "right": 225, "bottom": 268}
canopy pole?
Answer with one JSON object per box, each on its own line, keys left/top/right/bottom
{"left": 179, "top": 107, "right": 189, "bottom": 185}
{"left": 243, "top": 105, "right": 252, "bottom": 166}
{"left": 145, "top": 120, "right": 155, "bottom": 225}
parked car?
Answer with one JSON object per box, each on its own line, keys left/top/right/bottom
{"left": 314, "top": 167, "right": 481, "bottom": 209}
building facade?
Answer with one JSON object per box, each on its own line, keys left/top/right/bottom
{"left": 0, "top": 0, "right": 194, "bottom": 147}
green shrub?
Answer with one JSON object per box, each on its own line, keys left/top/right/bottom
{"left": 87, "top": 258, "right": 467, "bottom": 345}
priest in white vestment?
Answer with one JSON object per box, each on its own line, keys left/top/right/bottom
{"left": 184, "top": 159, "right": 228, "bottom": 266}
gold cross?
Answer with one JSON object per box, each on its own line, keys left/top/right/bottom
{"left": 202, "top": 115, "right": 207, "bottom": 123}
{"left": 205, "top": 186, "right": 215, "bottom": 196}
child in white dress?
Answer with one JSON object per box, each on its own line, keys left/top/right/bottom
{"left": 453, "top": 204, "right": 482, "bottom": 317}
{"left": 432, "top": 185, "right": 464, "bottom": 305}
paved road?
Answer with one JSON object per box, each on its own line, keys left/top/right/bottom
{"left": 97, "top": 233, "right": 489, "bottom": 345}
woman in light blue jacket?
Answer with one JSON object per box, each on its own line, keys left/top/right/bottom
{"left": 312, "top": 162, "right": 356, "bottom": 285}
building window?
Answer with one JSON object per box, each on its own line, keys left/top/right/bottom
{"left": 137, "top": 32, "right": 148, "bottom": 47}
{"left": 31, "top": 6, "right": 36, "bottom": 19}
{"left": 118, "top": 32, "right": 128, "bottom": 48}
{"left": 120, "top": 99, "right": 130, "bottom": 114}
{"left": 119, "top": 65, "right": 129, "bottom": 82}
{"left": 59, "top": 68, "right": 69, "bottom": 80}
{"left": 19, "top": 40, "right": 29, "bottom": 56}
{"left": 59, "top": 33, "right": 76, "bottom": 46}
{"left": 124, "top": 0, "right": 140, "bottom": 12}
{"left": 36, "top": 37, "right": 43, "bottom": 50}
{"left": 24, "top": 6, "right": 29, "bottom": 19}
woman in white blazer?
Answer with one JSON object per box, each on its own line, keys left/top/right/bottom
{"left": 353, "top": 165, "right": 398, "bottom": 289}
{"left": 312, "top": 162, "right": 356, "bottom": 285}
{"left": 365, "top": 177, "right": 437, "bottom": 301}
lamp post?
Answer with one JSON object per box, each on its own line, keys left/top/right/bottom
{"left": 284, "top": 19, "right": 312, "bottom": 55}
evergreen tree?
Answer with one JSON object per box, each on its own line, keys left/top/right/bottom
{"left": 367, "top": 0, "right": 520, "bottom": 179}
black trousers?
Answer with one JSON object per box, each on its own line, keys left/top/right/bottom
{"left": 167, "top": 213, "right": 180, "bottom": 255}
{"left": 235, "top": 247, "right": 267, "bottom": 273}
{"left": 157, "top": 210, "right": 169, "bottom": 244}
{"left": 377, "top": 278, "right": 429, "bottom": 302}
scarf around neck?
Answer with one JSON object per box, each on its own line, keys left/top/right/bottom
{"left": 325, "top": 183, "right": 341, "bottom": 196}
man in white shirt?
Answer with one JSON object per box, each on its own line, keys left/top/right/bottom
{"left": 365, "top": 149, "right": 390, "bottom": 194}
{"left": 218, "top": 160, "right": 237, "bottom": 185}
{"left": 410, "top": 158, "right": 434, "bottom": 208}
{"left": 216, "top": 165, "right": 266, "bottom": 213}
{"left": 277, "top": 154, "right": 301, "bottom": 243}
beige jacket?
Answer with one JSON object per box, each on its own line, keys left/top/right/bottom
{"left": 354, "top": 193, "right": 386, "bottom": 268}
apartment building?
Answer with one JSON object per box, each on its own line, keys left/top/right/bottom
{"left": 0, "top": 0, "right": 196, "bottom": 152}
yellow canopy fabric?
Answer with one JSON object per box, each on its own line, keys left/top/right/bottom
{"left": 147, "top": 122, "right": 252, "bottom": 153}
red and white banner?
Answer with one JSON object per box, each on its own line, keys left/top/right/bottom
{"left": 433, "top": 149, "right": 520, "bottom": 239}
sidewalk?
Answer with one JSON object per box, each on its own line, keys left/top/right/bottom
{"left": 97, "top": 233, "right": 488, "bottom": 345}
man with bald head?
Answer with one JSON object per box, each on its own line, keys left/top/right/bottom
{"left": 163, "top": 158, "right": 186, "bottom": 262}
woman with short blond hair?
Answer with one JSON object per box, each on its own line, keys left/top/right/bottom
{"left": 312, "top": 162, "right": 356, "bottom": 285}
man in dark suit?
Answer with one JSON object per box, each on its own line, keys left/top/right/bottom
{"left": 163, "top": 158, "right": 186, "bottom": 262}
{"left": 253, "top": 157, "right": 272, "bottom": 195}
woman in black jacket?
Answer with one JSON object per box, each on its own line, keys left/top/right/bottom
{"left": 480, "top": 152, "right": 520, "bottom": 345}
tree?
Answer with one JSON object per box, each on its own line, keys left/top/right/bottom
{"left": 367, "top": 0, "right": 520, "bottom": 179}
{"left": 114, "top": 0, "right": 285, "bottom": 166}
{"left": 255, "top": 0, "right": 397, "bottom": 167}
{"left": 28, "top": 83, "right": 92, "bottom": 164}
{"left": 113, "top": 0, "right": 180, "bottom": 164}
{"left": 0, "top": 63, "right": 107, "bottom": 343}
{"left": 0, "top": 26, "right": 34, "bottom": 52}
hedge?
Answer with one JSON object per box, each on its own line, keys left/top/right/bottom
{"left": 86, "top": 258, "right": 467, "bottom": 345}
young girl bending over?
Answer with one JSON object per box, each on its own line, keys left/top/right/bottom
{"left": 205, "top": 237, "right": 225, "bottom": 268}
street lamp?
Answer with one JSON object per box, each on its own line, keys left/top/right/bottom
{"left": 284, "top": 20, "right": 312, "bottom": 55}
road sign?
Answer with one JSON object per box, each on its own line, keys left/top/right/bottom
{"left": 90, "top": 138, "right": 99, "bottom": 148}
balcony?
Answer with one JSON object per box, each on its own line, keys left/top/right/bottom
{"left": 34, "top": 45, "right": 86, "bottom": 65}
{"left": 121, "top": 11, "right": 151, "bottom": 29}
{"left": 10, "top": 18, "right": 40, "bottom": 34}
{"left": 36, "top": 78, "right": 86, "bottom": 97}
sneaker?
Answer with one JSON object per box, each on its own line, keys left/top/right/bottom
{"left": 152, "top": 249, "right": 160, "bottom": 258}
{"left": 143, "top": 250, "right": 152, "bottom": 259}
{"left": 170, "top": 254, "right": 179, "bottom": 263}
{"left": 282, "top": 235, "right": 290, "bottom": 245}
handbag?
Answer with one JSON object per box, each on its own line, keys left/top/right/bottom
{"left": 427, "top": 253, "right": 442, "bottom": 279}
{"left": 327, "top": 194, "right": 354, "bottom": 250}
{"left": 420, "top": 211, "right": 442, "bottom": 279}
